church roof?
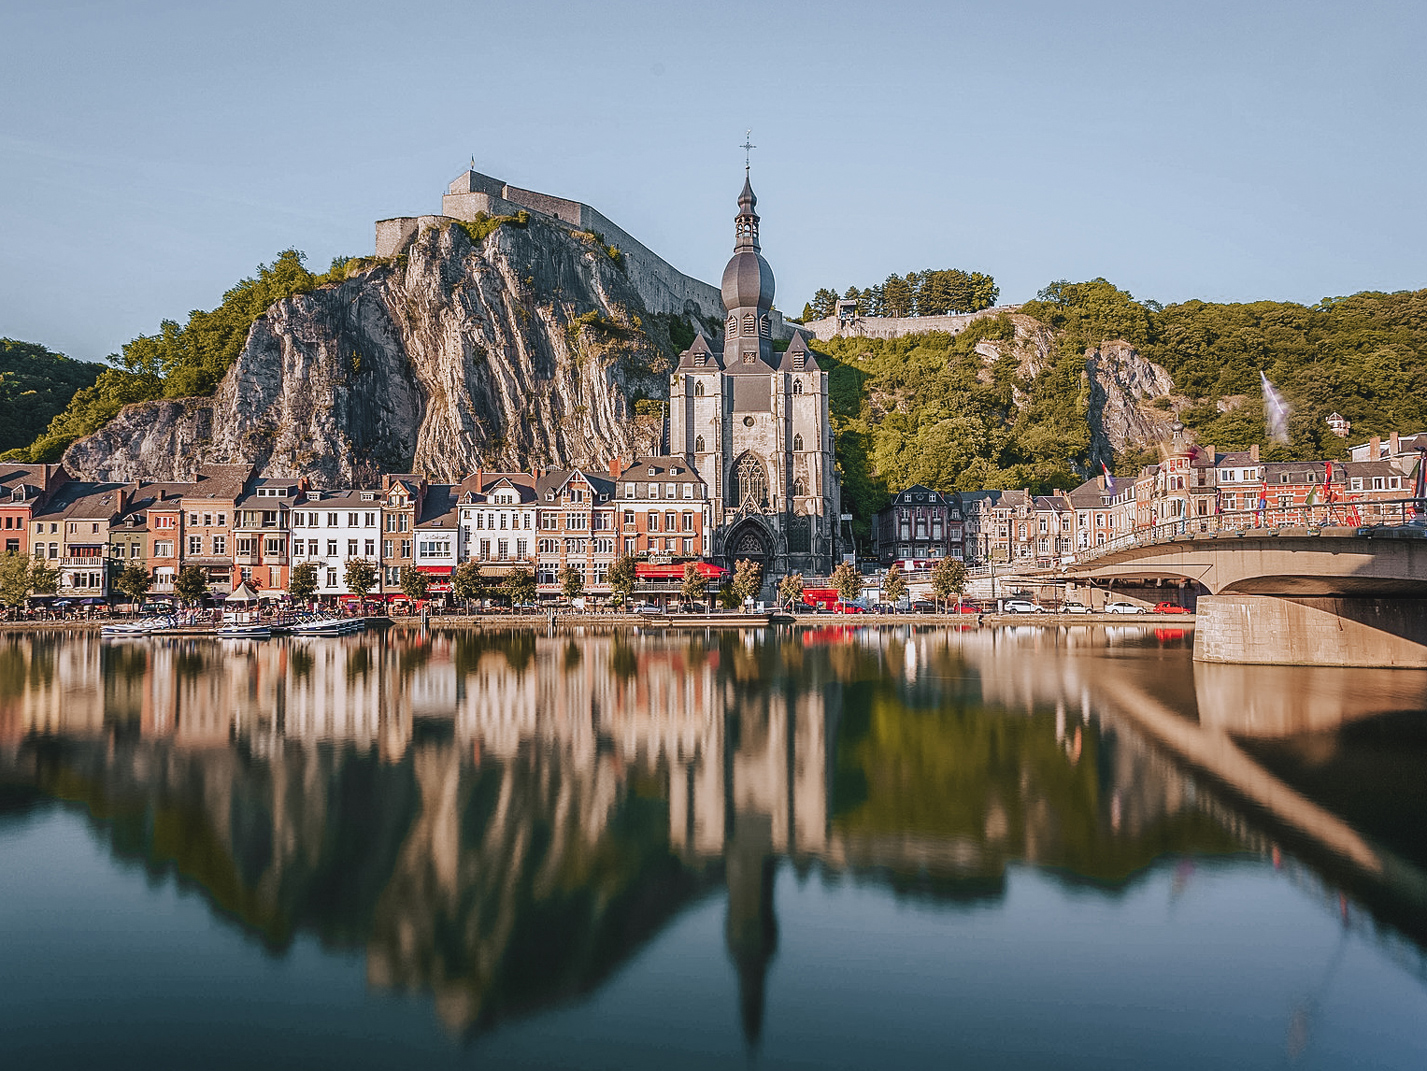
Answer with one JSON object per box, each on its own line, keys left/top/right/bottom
{"left": 676, "top": 331, "right": 724, "bottom": 372}
{"left": 776, "top": 330, "right": 816, "bottom": 372}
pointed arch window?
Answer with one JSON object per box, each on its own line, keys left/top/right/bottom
{"left": 792, "top": 379, "right": 803, "bottom": 395}
{"left": 792, "top": 477, "right": 806, "bottom": 497}
{"left": 694, "top": 380, "right": 704, "bottom": 397}
{"left": 695, "top": 435, "right": 706, "bottom": 453}
{"left": 734, "top": 455, "right": 768, "bottom": 509}
{"left": 793, "top": 433, "right": 803, "bottom": 451}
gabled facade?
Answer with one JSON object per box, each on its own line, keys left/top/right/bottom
{"left": 291, "top": 487, "right": 382, "bottom": 597}
{"left": 533, "top": 468, "right": 616, "bottom": 592}
{"left": 613, "top": 456, "right": 710, "bottom": 561}
{"left": 380, "top": 475, "right": 425, "bottom": 590}
{"left": 232, "top": 477, "right": 303, "bottom": 594}
{"left": 1, "top": 464, "right": 66, "bottom": 557}
{"left": 457, "top": 472, "right": 538, "bottom": 575}
{"left": 872, "top": 485, "right": 962, "bottom": 565}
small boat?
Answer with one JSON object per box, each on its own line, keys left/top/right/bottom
{"left": 216, "top": 622, "right": 271, "bottom": 639}
{"left": 218, "top": 609, "right": 270, "bottom": 639}
{"left": 286, "top": 614, "right": 366, "bottom": 636}
{"left": 102, "top": 615, "right": 177, "bottom": 637}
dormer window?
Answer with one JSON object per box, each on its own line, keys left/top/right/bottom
{"left": 693, "top": 353, "right": 707, "bottom": 368}
{"left": 361, "top": 491, "right": 376, "bottom": 501}
{"left": 792, "top": 353, "right": 805, "bottom": 370}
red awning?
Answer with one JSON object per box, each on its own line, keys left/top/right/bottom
{"left": 636, "top": 561, "right": 726, "bottom": 579}
{"left": 415, "top": 565, "right": 453, "bottom": 575}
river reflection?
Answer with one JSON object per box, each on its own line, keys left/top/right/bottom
{"left": 1, "top": 624, "right": 1425, "bottom": 1066}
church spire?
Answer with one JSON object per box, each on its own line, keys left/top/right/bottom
{"left": 734, "top": 172, "right": 760, "bottom": 254}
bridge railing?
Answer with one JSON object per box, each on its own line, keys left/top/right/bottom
{"left": 1065, "top": 498, "right": 1424, "bottom": 568}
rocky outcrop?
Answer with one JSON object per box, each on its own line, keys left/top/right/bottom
{"left": 62, "top": 215, "right": 686, "bottom": 484}
{"left": 1083, "top": 341, "right": 1175, "bottom": 464}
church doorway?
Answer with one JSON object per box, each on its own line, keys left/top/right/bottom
{"left": 725, "top": 520, "right": 770, "bottom": 573}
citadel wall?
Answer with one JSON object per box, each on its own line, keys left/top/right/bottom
{"left": 375, "top": 169, "right": 755, "bottom": 329}
{"left": 801, "top": 304, "right": 1022, "bottom": 342}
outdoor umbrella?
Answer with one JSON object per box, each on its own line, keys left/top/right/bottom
{"left": 53, "top": 599, "right": 72, "bottom": 607}
{"left": 81, "top": 597, "right": 105, "bottom": 605}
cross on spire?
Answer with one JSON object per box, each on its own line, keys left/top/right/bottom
{"left": 741, "top": 130, "right": 756, "bottom": 171}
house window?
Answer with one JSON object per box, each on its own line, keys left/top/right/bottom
{"left": 327, "top": 540, "right": 338, "bottom": 557}
{"left": 188, "top": 536, "right": 202, "bottom": 555}
{"left": 212, "top": 536, "right": 226, "bottom": 555}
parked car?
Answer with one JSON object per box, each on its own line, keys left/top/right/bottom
{"left": 1060, "top": 600, "right": 1091, "bottom": 614}
{"left": 1153, "top": 602, "right": 1192, "bottom": 615}
{"left": 635, "top": 605, "right": 664, "bottom": 617}
{"left": 911, "top": 600, "right": 937, "bottom": 613}
{"left": 1105, "top": 601, "right": 1147, "bottom": 615}
{"left": 1003, "top": 599, "right": 1044, "bottom": 614}
{"left": 836, "top": 602, "right": 867, "bottom": 614}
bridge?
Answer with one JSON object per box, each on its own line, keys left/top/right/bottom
{"left": 1057, "top": 503, "right": 1427, "bottom": 667}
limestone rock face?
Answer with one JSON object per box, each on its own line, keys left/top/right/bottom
{"left": 1083, "top": 341, "right": 1175, "bottom": 464}
{"left": 62, "top": 217, "right": 685, "bottom": 484}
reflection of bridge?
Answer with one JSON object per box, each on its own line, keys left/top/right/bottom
{"left": 1062, "top": 528, "right": 1427, "bottom": 666}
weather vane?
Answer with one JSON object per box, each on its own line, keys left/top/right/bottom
{"left": 741, "top": 129, "right": 756, "bottom": 171}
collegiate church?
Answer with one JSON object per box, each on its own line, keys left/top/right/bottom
{"left": 669, "top": 174, "right": 842, "bottom": 577}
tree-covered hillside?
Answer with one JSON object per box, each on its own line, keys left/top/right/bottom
{"left": 0, "top": 340, "right": 104, "bottom": 453}
{"left": 822, "top": 279, "right": 1427, "bottom": 536}
{"left": 1022, "top": 279, "right": 1427, "bottom": 463}
{"left": 2, "top": 251, "right": 358, "bottom": 463}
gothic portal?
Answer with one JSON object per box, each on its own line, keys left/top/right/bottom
{"left": 669, "top": 173, "right": 842, "bottom": 579}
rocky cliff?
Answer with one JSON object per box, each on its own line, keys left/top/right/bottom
{"left": 62, "top": 215, "right": 700, "bottom": 484}
{"left": 981, "top": 317, "right": 1175, "bottom": 465}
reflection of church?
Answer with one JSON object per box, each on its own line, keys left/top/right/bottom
{"left": 670, "top": 174, "right": 842, "bottom": 578}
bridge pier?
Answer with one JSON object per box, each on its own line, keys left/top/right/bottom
{"left": 1195, "top": 594, "right": 1427, "bottom": 667}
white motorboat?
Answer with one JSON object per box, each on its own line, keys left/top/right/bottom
{"left": 218, "top": 609, "right": 270, "bottom": 638}
{"left": 286, "top": 615, "right": 365, "bottom": 636}
{"left": 101, "top": 615, "right": 177, "bottom": 637}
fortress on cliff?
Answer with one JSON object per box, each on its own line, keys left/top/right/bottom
{"left": 376, "top": 166, "right": 791, "bottom": 333}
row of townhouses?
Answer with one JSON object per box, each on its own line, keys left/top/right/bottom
{"left": 873, "top": 433, "right": 1427, "bottom": 569}
{"left": 1, "top": 456, "right": 713, "bottom": 601}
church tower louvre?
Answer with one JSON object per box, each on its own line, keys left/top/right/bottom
{"left": 668, "top": 170, "right": 843, "bottom": 586}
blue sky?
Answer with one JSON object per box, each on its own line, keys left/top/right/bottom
{"left": 2, "top": 0, "right": 1424, "bottom": 362}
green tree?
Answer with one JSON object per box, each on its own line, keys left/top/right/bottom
{"left": 503, "top": 567, "right": 536, "bottom": 607}
{"left": 27, "top": 557, "right": 58, "bottom": 596}
{"left": 931, "top": 557, "right": 967, "bottom": 612}
{"left": 608, "top": 554, "right": 637, "bottom": 609}
{"left": 883, "top": 563, "right": 908, "bottom": 607}
{"left": 680, "top": 562, "right": 706, "bottom": 606}
{"left": 344, "top": 558, "right": 377, "bottom": 603}
{"left": 730, "top": 558, "right": 763, "bottom": 608}
{"left": 174, "top": 565, "right": 208, "bottom": 605}
{"left": 831, "top": 561, "right": 863, "bottom": 607}
{"left": 778, "top": 571, "right": 804, "bottom": 610}
{"left": 0, "top": 554, "right": 31, "bottom": 608}
{"left": 288, "top": 561, "right": 319, "bottom": 603}
{"left": 0, "top": 339, "right": 104, "bottom": 453}
{"left": 114, "top": 562, "right": 151, "bottom": 605}
{"left": 560, "top": 564, "right": 584, "bottom": 603}
{"left": 451, "top": 561, "right": 486, "bottom": 606}
{"left": 399, "top": 565, "right": 430, "bottom": 602}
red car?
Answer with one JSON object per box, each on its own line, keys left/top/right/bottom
{"left": 1153, "top": 601, "right": 1192, "bottom": 615}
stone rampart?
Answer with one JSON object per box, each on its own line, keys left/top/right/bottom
{"left": 802, "top": 305, "right": 1022, "bottom": 342}
{"left": 375, "top": 169, "right": 731, "bottom": 326}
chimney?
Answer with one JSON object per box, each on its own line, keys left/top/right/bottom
{"left": 1390, "top": 431, "right": 1400, "bottom": 456}
{"left": 1249, "top": 444, "right": 1259, "bottom": 462}
{"left": 1369, "top": 434, "right": 1380, "bottom": 459}
{"left": 476, "top": 467, "right": 484, "bottom": 492}
{"left": 609, "top": 457, "right": 622, "bottom": 478}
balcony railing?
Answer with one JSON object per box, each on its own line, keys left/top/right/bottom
{"left": 60, "top": 557, "right": 108, "bottom": 568}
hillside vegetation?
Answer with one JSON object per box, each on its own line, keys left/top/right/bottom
{"left": 821, "top": 280, "right": 1427, "bottom": 530}
{"left": 2, "top": 250, "right": 356, "bottom": 463}
{"left": 0, "top": 340, "right": 105, "bottom": 454}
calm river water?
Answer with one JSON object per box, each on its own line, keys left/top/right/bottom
{"left": 2, "top": 624, "right": 1426, "bottom": 1069}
